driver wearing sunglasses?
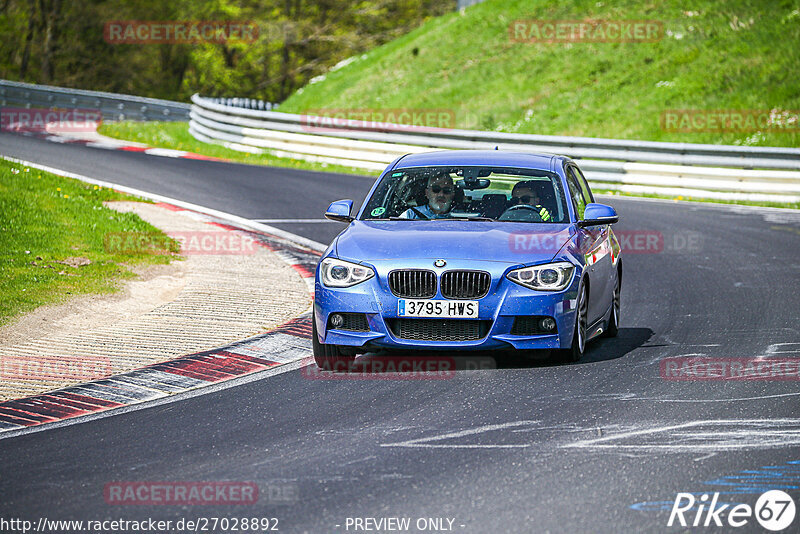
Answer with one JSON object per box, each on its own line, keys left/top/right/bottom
{"left": 399, "top": 172, "right": 456, "bottom": 219}
{"left": 506, "top": 181, "right": 552, "bottom": 221}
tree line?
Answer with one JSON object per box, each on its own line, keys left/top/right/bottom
{"left": 0, "top": 0, "right": 451, "bottom": 103}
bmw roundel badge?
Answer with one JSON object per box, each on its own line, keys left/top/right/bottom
{"left": 434, "top": 259, "right": 446, "bottom": 268}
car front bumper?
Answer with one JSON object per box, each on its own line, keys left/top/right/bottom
{"left": 314, "top": 258, "right": 582, "bottom": 352}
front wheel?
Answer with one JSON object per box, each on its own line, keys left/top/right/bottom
{"left": 556, "top": 281, "right": 587, "bottom": 363}
{"left": 312, "top": 311, "right": 355, "bottom": 371}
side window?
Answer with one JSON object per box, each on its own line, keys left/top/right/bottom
{"left": 572, "top": 165, "right": 594, "bottom": 204}
{"left": 565, "top": 167, "right": 587, "bottom": 219}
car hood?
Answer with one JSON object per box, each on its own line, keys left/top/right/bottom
{"left": 334, "top": 220, "right": 574, "bottom": 265}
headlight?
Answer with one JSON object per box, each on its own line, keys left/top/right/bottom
{"left": 506, "top": 261, "right": 575, "bottom": 291}
{"left": 320, "top": 258, "right": 374, "bottom": 288}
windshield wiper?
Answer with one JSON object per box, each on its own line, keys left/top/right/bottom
{"left": 385, "top": 216, "right": 495, "bottom": 221}
{"left": 448, "top": 216, "right": 494, "bottom": 221}
{"left": 386, "top": 216, "right": 494, "bottom": 221}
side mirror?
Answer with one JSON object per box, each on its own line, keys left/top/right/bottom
{"left": 325, "top": 199, "right": 354, "bottom": 223}
{"left": 578, "top": 203, "right": 618, "bottom": 227}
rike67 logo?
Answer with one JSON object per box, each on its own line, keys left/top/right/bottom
{"left": 668, "top": 490, "right": 796, "bottom": 531}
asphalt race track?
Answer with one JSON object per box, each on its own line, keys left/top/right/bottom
{"left": 2, "top": 132, "right": 800, "bottom": 533}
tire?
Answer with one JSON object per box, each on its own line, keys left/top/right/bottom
{"left": 603, "top": 272, "right": 620, "bottom": 338}
{"left": 556, "top": 281, "right": 587, "bottom": 363}
{"left": 312, "top": 311, "right": 355, "bottom": 371}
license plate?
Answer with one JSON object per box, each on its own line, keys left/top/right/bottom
{"left": 398, "top": 299, "right": 479, "bottom": 318}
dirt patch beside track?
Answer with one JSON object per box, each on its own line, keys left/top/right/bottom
{"left": 0, "top": 201, "right": 312, "bottom": 401}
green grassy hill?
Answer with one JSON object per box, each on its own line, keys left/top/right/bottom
{"left": 279, "top": 0, "right": 800, "bottom": 147}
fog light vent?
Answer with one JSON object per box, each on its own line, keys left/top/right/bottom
{"left": 510, "top": 316, "right": 558, "bottom": 335}
{"left": 328, "top": 313, "right": 369, "bottom": 332}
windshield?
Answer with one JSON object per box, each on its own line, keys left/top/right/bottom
{"left": 360, "top": 166, "right": 570, "bottom": 223}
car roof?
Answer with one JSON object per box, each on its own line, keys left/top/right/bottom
{"left": 392, "top": 150, "right": 569, "bottom": 171}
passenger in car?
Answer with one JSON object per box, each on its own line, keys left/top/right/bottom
{"left": 506, "top": 180, "right": 553, "bottom": 221}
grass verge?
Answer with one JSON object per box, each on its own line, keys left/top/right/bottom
{"left": 0, "top": 158, "right": 180, "bottom": 327}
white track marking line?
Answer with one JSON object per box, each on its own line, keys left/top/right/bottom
{"left": 380, "top": 420, "right": 539, "bottom": 449}
{"left": 564, "top": 421, "right": 711, "bottom": 447}
{"left": 84, "top": 142, "right": 122, "bottom": 150}
{"left": 661, "top": 392, "right": 800, "bottom": 402}
{"left": 564, "top": 391, "right": 800, "bottom": 403}
{"left": 564, "top": 419, "right": 800, "bottom": 451}
{"left": 766, "top": 342, "right": 800, "bottom": 354}
{"left": 143, "top": 148, "right": 188, "bottom": 158}
{"left": 252, "top": 219, "right": 335, "bottom": 223}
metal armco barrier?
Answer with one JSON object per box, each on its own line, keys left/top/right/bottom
{"left": 0, "top": 79, "right": 190, "bottom": 121}
{"left": 2, "top": 80, "right": 797, "bottom": 203}
{"left": 189, "top": 94, "right": 800, "bottom": 203}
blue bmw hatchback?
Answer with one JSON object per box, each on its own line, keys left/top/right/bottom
{"left": 313, "top": 150, "right": 622, "bottom": 369}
